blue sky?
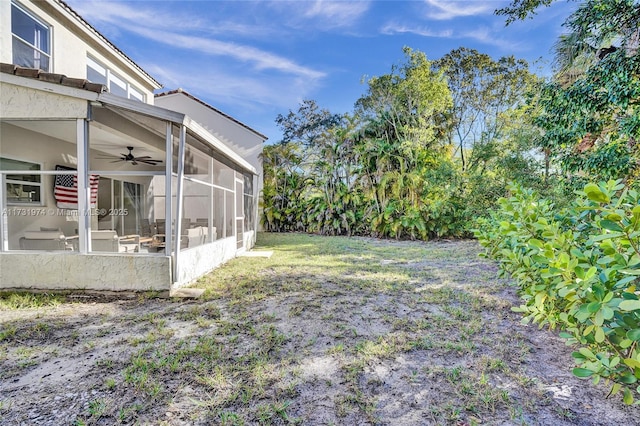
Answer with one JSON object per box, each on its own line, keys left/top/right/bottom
{"left": 65, "top": 0, "right": 577, "bottom": 142}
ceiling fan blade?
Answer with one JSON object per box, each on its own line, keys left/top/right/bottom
{"left": 139, "top": 159, "right": 163, "bottom": 165}
{"left": 110, "top": 159, "right": 125, "bottom": 163}
{"left": 133, "top": 156, "right": 153, "bottom": 160}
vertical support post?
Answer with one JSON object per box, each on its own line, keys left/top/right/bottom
{"left": 252, "top": 174, "right": 258, "bottom": 246}
{"left": 0, "top": 174, "right": 7, "bottom": 251}
{"left": 164, "top": 122, "right": 173, "bottom": 258}
{"left": 208, "top": 157, "right": 214, "bottom": 243}
{"left": 76, "top": 117, "right": 90, "bottom": 253}
{"left": 173, "top": 125, "right": 186, "bottom": 284}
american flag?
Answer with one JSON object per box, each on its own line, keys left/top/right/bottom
{"left": 54, "top": 165, "right": 99, "bottom": 209}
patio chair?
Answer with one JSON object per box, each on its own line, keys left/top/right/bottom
{"left": 91, "top": 230, "right": 139, "bottom": 253}
{"left": 140, "top": 219, "right": 155, "bottom": 238}
{"left": 180, "top": 226, "right": 205, "bottom": 249}
{"left": 19, "top": 230, "right": 74, "bottom": 251}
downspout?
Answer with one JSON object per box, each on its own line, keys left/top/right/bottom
{"left": 173, "top": 124, "right": 186, "bottom": 285}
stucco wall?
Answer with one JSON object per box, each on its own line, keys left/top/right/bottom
{"left": 175, "top": 237, "right": 239, "bottom": 287}
{"left": 3, "top": 0, "right": 157, "bottom": 102}
{"left": 1, "top": 82, "right": 88, "bottom": 119}
{"left": 0, "top": 252, "right": 172, "bottom": 292}
{"left": 154, "top": 94, "right": 264, "bottom": 178}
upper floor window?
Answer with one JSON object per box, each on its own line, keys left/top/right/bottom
{"left": 11, "top": 1, "right": 51, "bottom": 71}
{"left": 87, "top": 56, "right": 146, "bottom": 102}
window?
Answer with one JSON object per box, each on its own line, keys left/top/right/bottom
{"left": 0, "top": 157, "right": 42, "bottom": 205}
{"left": 11, "top": 1, "right": 51, "bottom": 71}
{"left": 86, "top": 56, "right": 146, "bottom": 102}
{"left": 86, "top": 56, "right": 107, "bottom": 85}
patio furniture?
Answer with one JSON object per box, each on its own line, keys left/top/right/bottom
{"left": 19, "top": 230, "right": 74, "bottom": 251}
{"left": 181, "top": 226, "right": 205, "bottom": 249}
{"left": 91, "top": 230, "right": 140, "bottom": 253}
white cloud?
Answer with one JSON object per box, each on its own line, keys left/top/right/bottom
{"left": 381, "top": 22, "right": 453, "bottom": 38}
{"left": 68, "top": 1, "right": 204, "bottom": 31}
{"left": 263, "top": 0, "right": 370, "bottom": 31}
{"left": 145, "top": 62, "right": 317, "bottom": 111}
{"left": 66, "top": 0, "right": 324, "bottom": 80}
{"left": 423, "top": 0, "right": 495, "bottom": 20}
{"left": 381, "top": 22, "right": 525, "bottom": 51}
{"left": 304, "top": 0, "right": 371, "bottom": 28}
{"left": 132, "top": 27, "right": 325, "bottom": 80}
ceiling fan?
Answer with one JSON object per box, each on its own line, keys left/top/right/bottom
{"left": 97, "top": 146, "right": 163, "bottom": 166}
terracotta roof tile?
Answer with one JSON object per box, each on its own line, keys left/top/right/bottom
{"left": 1, "top": 63, "right": 107, "bottom": 94}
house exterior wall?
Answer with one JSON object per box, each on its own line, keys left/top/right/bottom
{"left": 154, "top": 93, "right": 265, "bottom": 235}
{"left": 175, "top": 236, "right": 240, "bottom": 287}
{"left": 0, "top": 252, "right": 172, "bottom": 292}
{"left": 1, "top": 1, "right": 265, "bottom": 294}
{"left": 1, "top": 0, "right": 159, "bottom": 102}
{"left": 1, "top": 81, "right": 88, "bottom": 119}
{"left": 154, "top": 94, "right": 265, "bottom": 178}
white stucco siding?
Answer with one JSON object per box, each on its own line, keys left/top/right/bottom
{"left": 175, "top": 237, "right": 239, "bottom": 287}
{"left": 1, "top": 82, "right": 88, "bottom": 119}
{"left": 0, "top": 252, "right": 172, "bottom": 292}
{"left": 3, "top": 0, "right": 159, "bottom": 101}
{"left": 154, "top": 94, "right": 265, "bottom": 176}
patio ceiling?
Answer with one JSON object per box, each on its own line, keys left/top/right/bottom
{"left": 3, "top": 107, "right": 166, "bottom": 163}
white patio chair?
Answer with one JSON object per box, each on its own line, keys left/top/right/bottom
{"left": 19, "top": 230, "right": 73, "bottom": 251}
{"left": 91, "top": 230, "right": 139, "bottom": 253}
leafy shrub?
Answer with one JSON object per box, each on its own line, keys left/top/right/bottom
{"left": 476, "top": 181, "right": 640, "bottom": 404}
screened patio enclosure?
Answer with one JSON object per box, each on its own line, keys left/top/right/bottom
{"left": 0, "top": 73, "right": 258, "bottom": 292}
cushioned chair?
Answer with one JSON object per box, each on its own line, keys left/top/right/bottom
{"left": 19, "top": 231, "right": 73, "bottom": 251}
{"left": 180, "top": 227, "right": 205, "bottom": 249}
{"left": 91, "top": 230, "right": 139, "bottom": 253}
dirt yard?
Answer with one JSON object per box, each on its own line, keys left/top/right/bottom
{"left": 1, "top": 234, "right": 638, "bottom": 425}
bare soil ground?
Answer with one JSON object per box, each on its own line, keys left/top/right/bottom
{"left": 1, "top": 234, "right": 638, "bottom": 425}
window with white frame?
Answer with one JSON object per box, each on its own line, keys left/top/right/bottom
{"left": 0, "top": 157, "right": 42, "bottom": 205}
{"left": 11, "top": 1, "right": 51, "bottom": 71}
{"left": 86, "top": 56, "right": 146, "bottom": 102}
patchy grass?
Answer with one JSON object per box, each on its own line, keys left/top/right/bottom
{"left": 0, "top": 233, "right": 635, "bottom": 425}
{"left": 0, "top": 292, "right": 67, "bottom": 310}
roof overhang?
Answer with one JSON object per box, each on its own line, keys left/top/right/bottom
{"left": 0, "top": 73, "right": 257, "bottom": 175}
{"left": 97, "top": 93, "right": 257, "bottom": 175}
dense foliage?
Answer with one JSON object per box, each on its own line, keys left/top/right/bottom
{"left": 476, "top": 182, "right": 640, "bottom": 404}
{"left": 534, "top": 0, "right": 640, "bottom": 181}
{"left": 262, "top": 47, "right": 542, "bottom": 239}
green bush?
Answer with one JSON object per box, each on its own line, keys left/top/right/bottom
{"left": 476, "top": 181, "right": 640, "bottom": 404}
